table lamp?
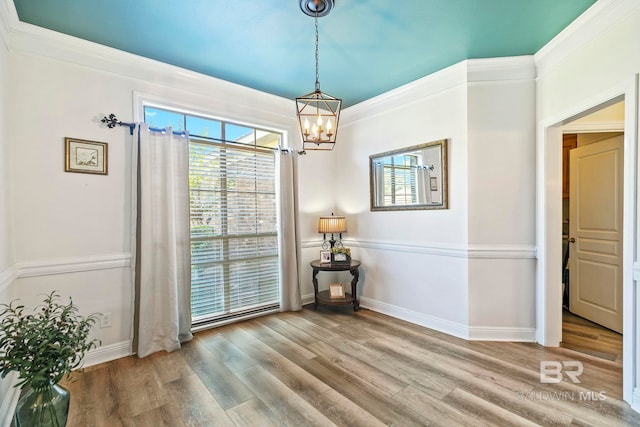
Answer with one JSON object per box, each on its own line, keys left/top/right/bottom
{"left": 318, "top": 213, "right": 347, "bottom": 249}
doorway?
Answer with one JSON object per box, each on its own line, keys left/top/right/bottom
{"left": 537, "top": 80, "right": 637, "bottom": 405}
{"left": 561, "top": 124, "right": 624, "bottom": 362}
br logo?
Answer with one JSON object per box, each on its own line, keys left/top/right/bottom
{"left": 540, "top": 361, "right": 584, "bottom": 383}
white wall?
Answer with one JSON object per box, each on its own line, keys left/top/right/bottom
{"left": 0, "top": 22, "right": 10, "bottom": 281}
{"left": 3, "top": 24, "right": 334, "bottom": 363}
{"left": 1, "top": 0, "right": 636, "bottom": 407}
{"left": 0, "top": 0, "right": 14, "bottom": 292}
{"left": 333, "top": 58, "right": 537, "bottom": 338}
{"left": 335, "top": 63, "right": 470, "bottom": 329}
{"left": 0, "top": 11, "right": 19, "bottom": 424}
{"left": 467, "top": 79, "right": 536, "bottom": 331}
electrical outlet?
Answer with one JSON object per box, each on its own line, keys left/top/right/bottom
{"left": 100, "top": 312, "right": 112, "bottom": 328}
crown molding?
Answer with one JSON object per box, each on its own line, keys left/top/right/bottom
{"left": 466, "top": 56, "right": 536, "bottom": 82}
{"left": 0, "top": 0, "right": 17, "bottom": 49}
{"left": 341, "top": 60, "right": 468, "bottom": 126}
{"left": 0, "top": 3, "right": 294, "bottom": 119}
{"left": 535, "top": 0, "right": 640, "bottom": 78}
{"left": 342, "top": 56, "right": 535, "bottom": 127}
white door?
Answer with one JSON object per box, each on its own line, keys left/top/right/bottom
{"left": 569, "top": 136, "right": 623, "bottom": 333}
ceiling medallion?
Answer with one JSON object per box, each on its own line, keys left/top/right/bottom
{"left": 299, "top": 0, "right": 335, "bottom": 17}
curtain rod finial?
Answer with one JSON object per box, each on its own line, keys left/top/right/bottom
{"left": 101, "top": 113, "right": 119, "bottom": 128}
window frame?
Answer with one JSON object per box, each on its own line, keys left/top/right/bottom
{"left": 134, "top": 93, "right": 287, "bottom": 330}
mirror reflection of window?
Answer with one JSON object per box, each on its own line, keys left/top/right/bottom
{"left": 370, "top": 139, "right": 448, "bottom": 211}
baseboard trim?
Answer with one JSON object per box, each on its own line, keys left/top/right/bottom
{"left": 632, "top": 387, "right": 640, "bottom": 412}
{"left": 17, "top": 253, "right": 131, "bottom": 278}
{"left": 633, "top": 262, "right": 640, "bottom": 281}
{"left": 359, "top": 296, "right": 469, "bottom": 340}
{"left": 468, "top": 326, "right": 536, "bottom": 342}
{"left": 360, "top": 297, "right": 535, "bottom": 342}
{"left": 0, "top": 372, "right": 20, "bottom": 427}
{"left": 301, "top": 293, "right": 315, "bottom": 306}
{"left": 82, "top": 340, "right": 132, "bottom": 368}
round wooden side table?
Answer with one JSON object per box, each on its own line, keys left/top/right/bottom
{"left": 310, "top": 259, "right": 361, "bottom": 311}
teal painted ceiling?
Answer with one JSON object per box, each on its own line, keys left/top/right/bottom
{"left": 13, "top": 0, "right": 596, "bottom": 107}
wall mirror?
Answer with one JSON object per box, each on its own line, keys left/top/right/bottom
{"left": 370, "top": 139, "right": 448, "bottom": 211}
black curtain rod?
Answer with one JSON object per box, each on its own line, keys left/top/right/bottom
{"left": 101, "top": 114, "right": 137, "bottom": 135}
{"left": 100, "top": 113, "right": 306, "bottom": 154}
{"left": 101, "top": 113, "right": 186, "bottom": 137}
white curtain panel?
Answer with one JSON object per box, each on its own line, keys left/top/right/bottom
{"left": 131, "top": 124, "right": 193, "bottom": 358}
{"left": 417, "top": 166, "right": 431, "bottom": 204}
{"left": 374, "top": 162, "right": 384, "bottom": 206}
{"left": 277, "top": 150, "right": 302, "bottom": 311}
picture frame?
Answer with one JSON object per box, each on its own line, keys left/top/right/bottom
{"left": 370, "top": 139, "right": 448, "bottom": 211}
{"left": 331, "top": 252, "right": 350, "bottom": 264}
{"left": 329, "top": 283, "right": 345, "bottom": 298}
{"left": 320, "top": 250, "right": 331, "bottom": 263}
{"left": 65, "top": 137, "right": 108, "bottom": 175}
{"left": 333, "top": 252, "right": 348, "bottom": 262}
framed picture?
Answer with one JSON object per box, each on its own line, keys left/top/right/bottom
{"left": 329, "top": 283, "right": 345, "bottom": 298}
{"left": 332, "top": 252, "right": 349, "bottom": 263}
{"left": 430, "top": 176, "right": 438, "bottom": 191}
{"left": 320, "top": 250, "right": 331, "bottom": 263}
{"left": 65, "top": 137, "right": 108, "bottom": 175}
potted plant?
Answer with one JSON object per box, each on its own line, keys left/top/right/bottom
{"left": 0, "top": 291, "right": 100, "bottom": 426}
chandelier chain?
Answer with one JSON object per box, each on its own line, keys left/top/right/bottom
{"left": 315, "top": 13, "right": 320, "bottom": 91}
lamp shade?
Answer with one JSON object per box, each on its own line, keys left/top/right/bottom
{"left": 318, "top": 216, "right": 347, "bottom": 234}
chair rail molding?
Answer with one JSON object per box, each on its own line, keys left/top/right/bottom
{"left": 343, "top": 238, "right": 536, "bottom": 259}
{"left": 0, "top": 264, "right": 17, "bottom": 293}
{"left": 17, "top": 253, "right": 131, "bottom": 278}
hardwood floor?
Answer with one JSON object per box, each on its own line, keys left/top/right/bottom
{"left": 61, "top": 306, "right": 640, "bottom": 426}
{"left": 561, "top": 309, "right": 623, "bottom": 363}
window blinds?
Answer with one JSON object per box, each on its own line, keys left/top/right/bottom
{"left": 189, "top": 139, "right": 279, "bottom": 324}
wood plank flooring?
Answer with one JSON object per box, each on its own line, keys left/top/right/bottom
{"left": 61, "top": 306, "right": 640, "bottom": 426}
{"left": 561, "top": 309, "right": 623, "bottom": 363}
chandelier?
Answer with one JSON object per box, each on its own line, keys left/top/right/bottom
{"left": 296, "top": 0, "right": 342, "bottom": 151}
